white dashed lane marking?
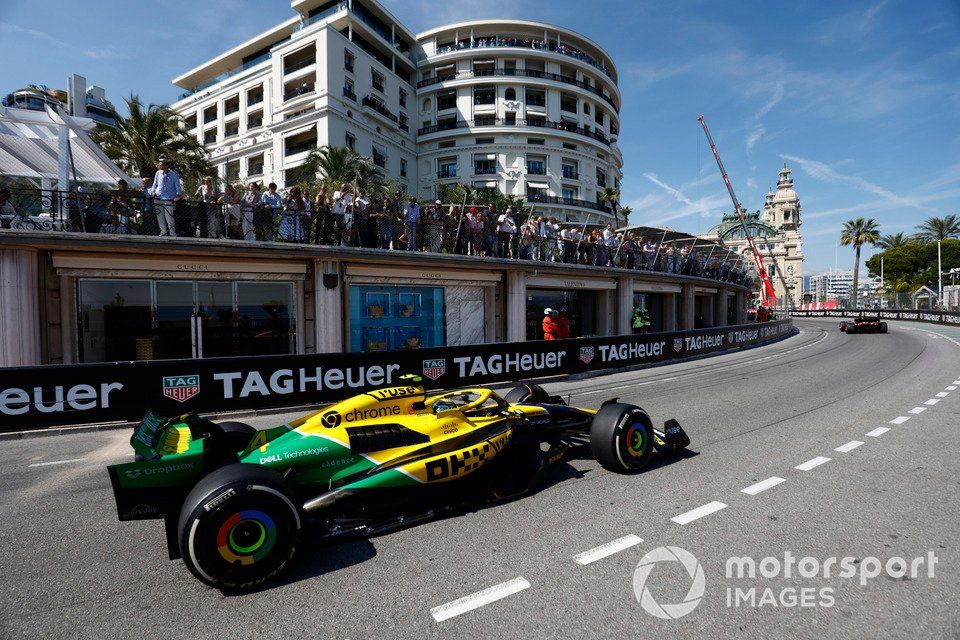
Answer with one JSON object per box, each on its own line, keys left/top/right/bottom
{"left": 573, "top": 535, "right": 643, "bottom": 565}
{"left": 946, "top": 386, "right": 957, "bottom": 391}
{"left": 908, "top": 407, "right": 927, "bottom": 414}
{"left": 835, "top": 440, "right": 865, "bottom": 453}
{"left": 671, "top": 501, "right": 727, "bottom": 525}
{"left": 795, "top": 456, "right": 831, "bottom": 471}
{"left": 866, "top": 427, "right": 890, "bottom": 437}
{"left": 953, "top": 380, "right": 960, "bottom": 385}
{"left": 430, "top": 577, "right": 531, "bottom": 622}
{"left": 889, "top": 416, "right": 911, "bottom": 425}
{"left": 924, "top": 399, "right": 940, "bottom": 406}
{"left": 28, "top": 458, "right": 87, "bottom": 468}
{"left": 741, "top": 476, "right": 785, "bottom": 495}
{"left": 936, "top": 392, "right": 950, "bottom": 398}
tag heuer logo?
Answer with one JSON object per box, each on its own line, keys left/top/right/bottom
{"left": 422, "top": 358, "right": 446, "bottom": 381}
{"left": 162, "top": 375, "right": 200, "bottom": 403}
{"left": 728, "top": 332, "right": 735, "bottom": 343}
{"left": 580, "top": 346, "right": 594, "bottom": 363}
{"left": 673, "top": 338, "right": 684, "bottom": 353}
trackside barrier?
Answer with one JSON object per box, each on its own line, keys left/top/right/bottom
{"left": 791, "top": 309, "right": 960, "bottom": 326}
{"left": 0, "top": 320, "right": 793, "bottom": 430}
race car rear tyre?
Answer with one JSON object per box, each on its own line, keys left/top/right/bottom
{"left": 880, "top": 322, "right": 888, "bottom": 334}
{"left": 839, "top": 322, "right": 847, "bottom": 332}
{"left": 218, "top": 421, "right": 257, "bottom": 452}
{"left": 504, "top": 383, "right": 550, "bottom": 404}
{"left": 590, "top": 403, "right": 654, "bottom": 473}
{"left": 178, "top": 463, "right": 302, "bottom": 590}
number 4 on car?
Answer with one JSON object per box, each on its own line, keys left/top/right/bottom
{"left": 107, "top": 377, "right": 690, "bottom": 589}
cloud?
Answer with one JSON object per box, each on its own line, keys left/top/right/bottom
{"left": 781, "top": 153, "right": 933, "bottom": 211}
{"left": 0, "top": 20, "right": 117, "bottom": 59}
{"left": 634, "top": 173, "right": 730, "bottom": 227}
{"left": 817, "top": 0, "right": 890, "bottom": 47}
{"left": 746, "top": 127, "right": 765, "bottom": 153}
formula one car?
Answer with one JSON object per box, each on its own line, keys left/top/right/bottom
{"left": 839, "top": 315, "right": 888, "bottom": 334}
{"left": 108, "top": 378, "right": 689, "bottom": 589}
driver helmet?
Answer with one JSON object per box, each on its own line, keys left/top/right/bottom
{"left": 544, "top": 307, "right": 553, "bottom": 315}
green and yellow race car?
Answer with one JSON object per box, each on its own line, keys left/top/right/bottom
{"left": 108, "top": 378, "right": 690, "bottom": 589}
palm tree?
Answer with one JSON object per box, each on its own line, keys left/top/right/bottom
{"left": 839, "top": 217, "right": 881, "bottom": 308}
{"left": 92, "top": 95, "right": 212, "bottom": 184}
{"left": 875, "top": 232, "right": 916, "bottom": 249}
{"left": 915, "top": 214, "right": 960, "bottom": 242}
{"left": 301, "top": 145, "right": 382, "bottom": 193}
{"left": 599, "top": 187, "right": 620, "bottom": 227}
{"left": 618, "top": 206, "right": 633, "bottom": 227}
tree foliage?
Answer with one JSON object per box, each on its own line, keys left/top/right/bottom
{"left": 92, "top": 95, "right": 212, "bottom": 189}
{"left": 915, "top": 214, "right": 960, "bottom": 243}
{"left": 866, "top": 238, "right": 960, "bottom": 287}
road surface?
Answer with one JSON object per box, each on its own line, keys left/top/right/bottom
{"left": 1, "top": 317, "right": 958, "bottom": 639}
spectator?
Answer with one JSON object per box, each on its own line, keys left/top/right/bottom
{"left": 519, "top": 215, "right": 537, "bottom": 259}
{"left": 277, "top": 186, "right": 308, "bottom": 242}
{"left": 544, "top": 216, "right": 559, "bottom": 261}
{"left": 259, "top": 183, "right": 282, "bottom": 241}
{"left": 425, "top": 200, "right": 444, "bottom": 252}
{"left": 465, "top": 207, "right": 482, "bottom": 255}
{"left": 557, "top": 310, "right": 570, "bottom": 339}
{"left": 331, "top": 183, "right": 351, "bottom": 246}
{"left": 139, "top": 177, "right": 157, "bottom": 234}
{"left": 149, "top": 157, "right": 182, "bottom": 237}
{"left": 219, "top": 184, "right": 242, "bottom": 239}
{"left": 542, "top": 308, "right": 558, "bottom": 340}
{"left": 496, "top": 207, "right": 517, "bottom": 258}
{"left": 404, "top": 196, "right": 420, "bottom": 250}
{"left": 312, "top": 186, "right": 329, "bottom": 244}
{"left": 239, "top": 182, "right": 260, "bottom": 241}
{"left": 352, "top": 190, "right": 370, "bottom": 247}
{"left": 193, "top": 176, "right": 221, "bottom": 238}
{"left": 101, "top": 180, "right": 134, "bottom": 234}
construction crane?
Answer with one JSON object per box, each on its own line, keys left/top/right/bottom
{"left": 697, "top": 114, "right": 778, "bottom": 306}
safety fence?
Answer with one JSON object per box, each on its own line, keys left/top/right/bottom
{"left": 0, "top": 320, "right": 793, "bottom": 430}
{"left": 0, "top": 187, "right": 755, "bottom": 287}
{"left": 791, "top": 309, "right": 960, "bottom": 326}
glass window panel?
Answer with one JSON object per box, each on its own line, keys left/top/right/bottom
{"left": 78, "top": 279, "right": 152, "bottom": 362}
{"left": 236, "top": 282, "right": 296, "bottom": 356}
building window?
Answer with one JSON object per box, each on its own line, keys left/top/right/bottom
{"left": 526, "top": 182, "right": 548, "bottom": 198}
{"left": 563, "top": 142, "right": 577, "bottom": 150}
{"left": 583, "top": 102, "right": 591, "bottom": 115}
{"left": 474, "top": 154, "right": 496, "bottom": 175}
{"left": 526, "top": 155, "right": 546, "bottom": 175}
{"left": 203, "top": 129, "right": 217, "bottom": 144}
{"left": 399, "top": 88, "right": 407, "bottom": 108}
{"left": 438, "top": 140, "right": 456, "bottom": 149}
{"left": 525, "top": 90, "right": 545, "bottom": 107}
{"left": 247, "top": 85, "right": 263, "bottom": 106}
{"left": 562, "top": 160, "right": 579, "bottom": 180}
{"left": 526, "top": 115, "right": 546, "bottom": 127}
{"left": 768, "top": 265, "right": 777, "bottom": 278}
{"left": 247, "top": 153, "right": 264, "bottom": 176}
{"left": 437, "top": 157, "right": 457, "bottom": 178}
{"left": 437, "top": 90, "right": 456, "bottom": 111}
{"left": 504, "top": 87, "right": 516, "bottom": 100}
{"left": 399, "top": 112, "right": 408, "bottom": 132}
{"left": 344, "top": 50, "right": 355, "bottom": 72}
{"left": 372, "top": 145, "right": 386, "bottom": 168}
{"left": 343, "top": 77, "right": 356, "bottom": 101}
{"left": 348, "top": 285, "right": 446, "bottom": 352}
{"left": 183, "top": 113, "right": 197, "bottom": 130}
{"left": 345, "top": 131, "right": 356, "bottom": 151}
{"left": 371, "top": 69, "right": 385, "bottom": 93}
{"left": 596, "top": 168, "right": 607, "bottom": 187}
{"left": 202, "top": 104, "right": 217, "bottom": 124}
{"left": 562, "top": 187, "right": 577, "bottom": 200}
{"left": 473, "top": 86, "right": 495, "bottom": 105}
{"left": 527, "top": 137, "right": 545, "bottom": 145}
{"left": 400, "top": 158, "right": 407, "bottom": 178}
{"left": 247, "top": 110, "right": 263, "bottom": 129}
{"left": 475, "top": 137, "right": 494, "bottom": 144}
{"left": 560, "top": 93, "right": 577, "bottom": 113}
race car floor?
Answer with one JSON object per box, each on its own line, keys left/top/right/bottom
{"left": 1, "top": 317, "right": 958, "bottom": 639}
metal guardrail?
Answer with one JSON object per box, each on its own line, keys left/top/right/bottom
{"left": 791, "top": 309, "right": 960, "bottom": 326}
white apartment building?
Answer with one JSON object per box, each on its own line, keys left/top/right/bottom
{"left": 807, "top": 269, "right": 879, "bottom": 303}
{"left": 170, "top": 1, "right": 623, "bottom": 222}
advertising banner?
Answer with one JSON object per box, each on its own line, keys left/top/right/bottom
{"left": 0, "top": 320, "right": 793, "bottom": 430}
{"left": 791, "top": 309, "right": 960, "bottom": 326}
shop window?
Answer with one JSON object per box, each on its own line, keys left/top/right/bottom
{"left": 348, "top": 285, "right": 446, "bottom": 352}
{"left": 524, "top": 289, "right": 597, "bottom": 340}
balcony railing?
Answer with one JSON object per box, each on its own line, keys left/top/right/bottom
{"left": 399, "top": 122, "right": 409, "bottom": 132}
{"left": 417, "top": 67, "right": 617, "bottom": 111}
{"left": 361, "top": 95, "right": 398, "bottom": 122}
{"left": 284, "top": 56, "right": 316, "bottom": 75}
{"left": 474, "top": 167, "right": 497, "bottom": 175}
{"left": 343, "top": 87, "right": 357, "bottom": 101}
{"left": 293, "top": 2, "right": 346, "bottom": 32}
{"left": 526, "top": 165, "right": 546, "bottom": 175}
{"left": 418, "top": 118, "right": 610, "bottom": 145}
{"left": 284, "top": 83, "right": 315, "bottom": 101}
{"left": 178, "top": 52, "right": 271, "bottom": 100}
{"left": 562, "top": 168, "right": 579, "bottom": 180}
{"left": 526, "top": 194, "right": 608, "bottom": 213}
{"left": 285, "top": 139, "right": 318, "bottom": 156}
{"left": 0, "top": 187, "right": 752, "bottom": 286}
{"left": 431, "top": 38, "right": 613, "bottom": 80}
{"left": 437, "top": 167, "right": 458, "bottom": 179}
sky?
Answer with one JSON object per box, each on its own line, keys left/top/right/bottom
{"left": 1, "top": 0, "right": 958, "bottom": 273}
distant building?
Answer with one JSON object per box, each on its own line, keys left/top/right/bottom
{"left": 699, "top": 165, "right": 804, "bottom": 306}
{"left": 1, "top": 75, "right": 117, "bottom": 128}
{"left": 807, "top": 268, "right": 879, "bottom": 306}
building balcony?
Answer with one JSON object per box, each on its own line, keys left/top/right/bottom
{"left": 437, "top": 167, "right": 458, "bottom": 179}
{"left": 417, "top": 67, "right": 618, "bottom": 111}
{"left": 418, "top": 118, "right": 610, "bottom": 146}
{"left": 361, "top": 95, "right": 398, "bottom": 126}
{"left": 526, "top": 194, "right": 610, "bottom": 213}
{"left": 177, "top": 52, "right": 271, "bottom": 100}
{"left": 429, "top": 37, "right": 613, "bottom": 80}
{"left": 283, "top": 83, "right": 315, "bottom": 102}
{"left": 474, "top": 167, "right": 497, "bottom": 175}
{"left": 562, "top": 168, "right": 579, "bottom": 180}
{"left": 342, "top": 87, "right": 357, "bottom": 101}
{"left": 283, "top": 57, "right": 316, "bottom": 76}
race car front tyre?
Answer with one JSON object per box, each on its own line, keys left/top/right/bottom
{"left": 504, "top": 383, "right": 551, "bottom": 404}
{"left": 839, "top": 322, "right": 848, "bottom": 332}
{"left": 218, "top": 421, "right": 257, "bottom": 452}
{"left": 178, "top": 463, "right": 302, "bottom": 590}
{"left": 590, "top": 403, "right": 654, "bottom": 473}
{"left": 880, "top": 322, "right": 888, "bottom": 333}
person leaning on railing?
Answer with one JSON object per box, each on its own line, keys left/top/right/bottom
{"left": 311, "top": 186, "right": 329, "bottom": 244}
{"left": 193, "top": 176, "right": 222, "bottom": 238}
{"left": 239, "top": 182, "right": 260, "bottom": 241}
{"left": 259, "top": 183, "right": 282, "bottom": 241}
{"left": 219, "top": 183, "right": 243, "bottom": 240}
{"left": 403, "top": 196, "right": 420, "bottom": 251}
{"left": 278, "top": 186, "right": 309, "bottom": 242}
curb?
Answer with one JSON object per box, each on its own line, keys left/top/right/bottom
{"left": 0, "top": 329, "right": 798, "bottom": 441}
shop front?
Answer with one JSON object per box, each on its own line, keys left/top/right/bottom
{"left": 53, "top": 253, "right": 305, "bottom": 363}
{"left": 344, "top": 266, "right": 499, "bottom": 353}
{"left": 524, "top": 275, "right": 616, "bottom": 340}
